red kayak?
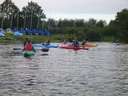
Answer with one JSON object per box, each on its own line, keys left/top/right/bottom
{"left": 59, "top": 43, "right": 89, "bottom": 50}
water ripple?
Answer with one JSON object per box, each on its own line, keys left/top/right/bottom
{"left": 0, "top": 43, "right": 128, "bottom": 96}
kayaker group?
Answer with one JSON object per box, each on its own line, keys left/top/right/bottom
{"left": 23, "top": 38, "right": 97, "bottom": 54}
{"left": 60, "top": 39, "right": 90, "bottom": 48}
{"left": 23, "top": 38, "right": 96, "bottom": 50}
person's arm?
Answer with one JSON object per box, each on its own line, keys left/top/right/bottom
{"left": 32, "top": 46, "right": 36, "bottom": 52}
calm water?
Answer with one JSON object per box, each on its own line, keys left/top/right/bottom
{"left": 0, "top": 43, "right": 128, "bottom": 96}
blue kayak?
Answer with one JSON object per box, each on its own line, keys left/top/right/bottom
{"left": 43, "top": 44, "right": 58, "bottom": 48}
{"left": 33, "top": 43, "right": 59, "bottom": 49}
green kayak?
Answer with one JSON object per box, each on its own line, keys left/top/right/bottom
{"left": 23, "top": 51, "right": 35, "bottom": 58}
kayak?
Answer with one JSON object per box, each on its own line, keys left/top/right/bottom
{"left": 42, "top": 48, "right": 49, "bottom": 52}
{"left": 23, "top": 51, "right": 35, "bottom": 58}
{"left": 83, "top": 43, "right": 97, "bottom": 48}
{"left": 59, "top": 43, "right": 89, "bottom": 50}
{"left": 44, "top": 44, "right": 58, "bottom": 48}
{"left": 13, "top": 48, "right": 22, "bottom": 50}
{"left": 33, "top": 43, "right": 58, "bottom": 49}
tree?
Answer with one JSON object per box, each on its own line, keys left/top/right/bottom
{"left": 86, "top": 31, "right": 101, "bottom": 41}
{"left": 116, "top": 9, "right": 128, "bottom": 30}
{"left": 109, "top": 9, "right": 128, "bottom": 42}
{"left": 96, "top": 20, "right": 106, "bottom": 28}
{"left": 0, "top": 0, "right": 19, "bottom": 17}
{"left": 0, "top": 0, "right": 19, "bottom": 28}
{"left": 87, "top": 19, "right": 97, "bottom": 27}
{"left": 22, "top": 1, "right": 46, "bottom": 29}
{"left": 74, "top": 19, "right": 84, "bottom": 27}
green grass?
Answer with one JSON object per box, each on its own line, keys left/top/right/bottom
{"left": 0, "top": 34, "right": 116, "bottom": 44}
{"left": 0, "top": 34, "right": 64, "bottom": 44}
{"left": 103, "top": 36, "right": 115, "bottom": 42}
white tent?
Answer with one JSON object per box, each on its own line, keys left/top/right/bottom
{"left": 14, "top": 31, "right": 23, "bottom": 36}
{"left": 0, "top": 32, "right": 5, "bottom": 37}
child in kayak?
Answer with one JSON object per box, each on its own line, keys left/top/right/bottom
{"left": 23, "top": 39, "right": 36, "bottom": 52}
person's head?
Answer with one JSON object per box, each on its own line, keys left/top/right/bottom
{"left": 25, "top": 38, "right": 31, "bottom": 43}
{"left": 73, "top": 40, "right": 75, "bottom": 42}
{"left": 28, "top": 40, "right": 31, "bottom": 43}
{"left": 86, "top": 38, "right": 88, "bottom": 41}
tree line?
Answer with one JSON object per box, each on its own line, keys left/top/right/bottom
{"left": 47, "top": 8, "right": 128, "bottom": 42}
{"left": 0, "top": 0, "right": 45, "bottom": 29}
{"left": 0, "top": 0, "right": 128, "bottom": 42}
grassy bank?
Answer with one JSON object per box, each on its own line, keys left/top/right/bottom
{"left": 0, "top": 35, "right": 64, "bottom": 44}
{"left": 0, "top": 34, "right": 117, "bottom": 44}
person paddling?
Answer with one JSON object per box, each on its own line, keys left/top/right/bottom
{"left": 81, "top": 39, "right": 88, "bottom": 48}
{"left": 42, "top": 40, "right": 50, "bottom": 46}
{"left": 23, "top": 39, "right": 35, "bottom": 52}
{"left": 45, "top": 39, "right": 50, "bottom": 46}
{"left": 72, "top": 40, "right": 79, "bottom": 48}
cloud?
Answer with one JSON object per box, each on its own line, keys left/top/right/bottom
{"left": 1, "top": 0, "right": 128, "bottom": 14}
{"left": 42, "top": 0, "right": 128, "bottom": 14}
{"left": 46, "top": 13, "right": 115, "bottom": 23}
{"left": 0, "top": 0, "right": 127, "bottom": 22}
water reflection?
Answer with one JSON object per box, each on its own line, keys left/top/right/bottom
{"left": 0, "top": 43, "right": 128, "bottom": 96}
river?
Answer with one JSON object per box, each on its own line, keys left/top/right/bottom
{"left": 0, "top": 43, "right": 128, "bottom": 96}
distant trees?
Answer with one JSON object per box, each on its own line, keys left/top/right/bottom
{"left": 46, "top": 9, "right": 128, "bottom": 42}
{"left": 0, "top": 0, "right": 19, "bottom": 28}
{"left": 0, "top": 0, "right": 46, "bottom": 29}
{"left": 46, "top": 18, "right": 106, "bottom": 41}
{"left": 22, "top": 1, "right": 46, "bottom": 29}
{"left": 108, "top": 9, "right": 128, "bottom": 42}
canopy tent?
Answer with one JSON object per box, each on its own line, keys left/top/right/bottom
{"left": 31, "top": 29, "right": 51, "bottom": 36}
{"left": 0, "top": 28, "right": 5, "bottom": 37}
{"left": 0, "top": 28, "right": 51, "bottom": 36}
{"left": 0, "top": 28, "right": 4, "bottom": 32}
{"left": 14, "top": 31, "right": 23, "bottom": 36}
{"left": 5, "top": 28, "right": 13, "bottom": 34}
{"left": 43, "top": 29, "right": 51, "bottom": 36}
{"left": 0, "top": 32, "right": 5, "bottom": 37}
{"left": 18, "top": 28, "right": 51, "bottom": 36}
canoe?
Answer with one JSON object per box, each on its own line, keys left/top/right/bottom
{"left": 23, "top": 51, "right": 35, "bottom": 58}
{"left": 59, "top": 44, "right": 89, "bottom": 50}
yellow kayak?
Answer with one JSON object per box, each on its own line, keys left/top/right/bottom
{"left": 81, "top": 43, "right": 97, "bottom": 48}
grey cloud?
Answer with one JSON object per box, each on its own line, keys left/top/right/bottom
{"left": 0, "top": 0, "right": 128, "bottom": 14}
{"left": 43, "top": 0, "right": 128, "bottom": 14}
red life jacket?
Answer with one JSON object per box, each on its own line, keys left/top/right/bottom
{"left": 24, "top": 42, "right": 33, "bottom": 51}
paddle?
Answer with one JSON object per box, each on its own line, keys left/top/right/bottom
{"left": 13, "top": 48, "right": 23, "bottom": 50}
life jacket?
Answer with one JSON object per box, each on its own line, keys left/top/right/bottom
{"left": 24, "top": 42, "right": 33, "bottom": 51}
{"left": 73, "top": 40, "right": 79, "bottom": 47}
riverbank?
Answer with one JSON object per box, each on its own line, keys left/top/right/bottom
{"left": 0, "top": 35, "right": 61, "bottom": 44}
{"left": 0, "top": 34, "right": 121, "bottom": 44}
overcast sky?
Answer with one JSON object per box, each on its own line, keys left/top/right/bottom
{"left": 0, "top": 0, "right": 128, "bottom": 22}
